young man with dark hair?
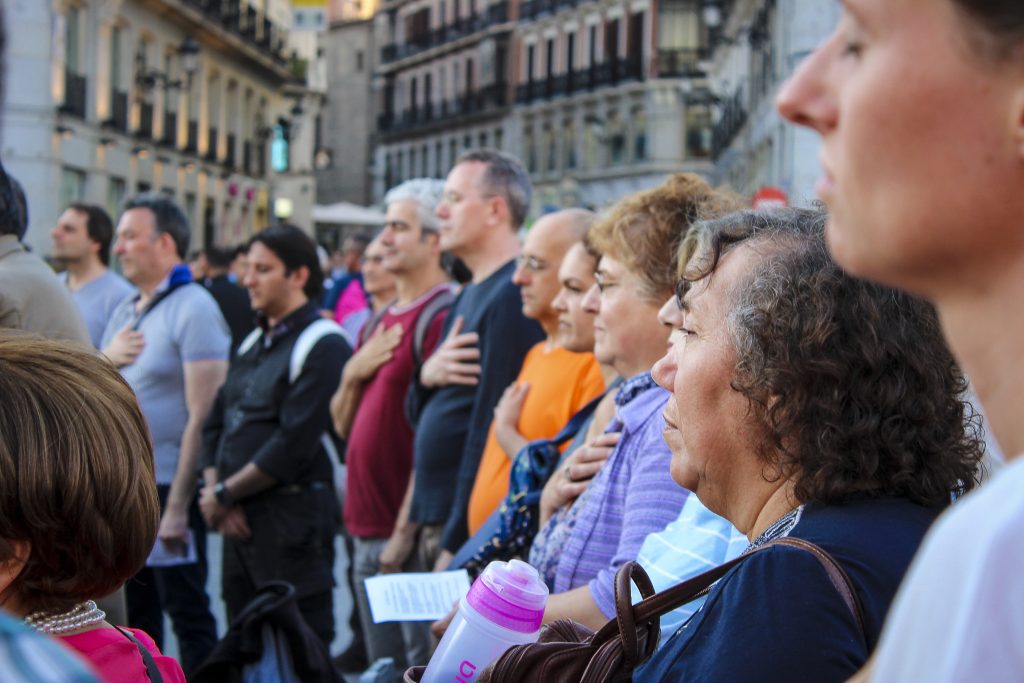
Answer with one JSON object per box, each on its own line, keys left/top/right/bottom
{"left": 199, "top": 224, "right": 352, "bottom": 647}
{"left": 51, "top": 203, "right": 134, "bottom": 347}
{"left": 102, "top": 192, "right": 227, "bottom": 676}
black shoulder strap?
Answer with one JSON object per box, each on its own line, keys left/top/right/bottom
{"left": 114, "top": 625, "right": 164, "bottom": 683}
{"left": 412, "top": 288, "right": 456, "bottom": 366}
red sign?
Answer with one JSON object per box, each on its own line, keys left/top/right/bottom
{"left": 752, "top": 186, "right": 789, "bottom": 209}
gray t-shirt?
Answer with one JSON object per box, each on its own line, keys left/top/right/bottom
{"left": 60, "top": 270, "right": 135, "bottom": 347}
{"left": 102, "top": 281, "right": 230, "bottom": 484}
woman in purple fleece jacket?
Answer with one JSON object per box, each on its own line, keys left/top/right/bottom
{"left": 531, "top": 173, "right": 735, "bottom": 629}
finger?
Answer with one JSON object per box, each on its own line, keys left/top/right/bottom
{"left": 447, "top": 365, "right": 482, "bottom": 381}
{"left": 445, "top": 375, "right": 480, "bottom": 387}
{"left": 593, "top": 432, "right": 623, "bottom": 447}
{"left": 445, "top": 316, "right": 465, "bottom": 340}
{"left": 446, "top": 348, "right": 481, "bottom": 362}
{"left": 573, "top": 460, "right": 606, "bottom": 480}
{"left": 448, "top": 332, "right": 480, "bottom": 347}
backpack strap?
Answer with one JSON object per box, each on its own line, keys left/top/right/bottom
{"left": 411, "top": 288, "right": 456, "bottom": 366}
{"left": 289, "top": 318, "right": 353, "bottom": 383}
{"left": 237, "top": 327, "right": 264, "bottom": 357}
{"left": 290, "top": 319, "right": 352, "bottom": 466}
{"left": 358, "top": 299, "right": 396, "bottom": 347}
{"left": 113, "top": 625, "right": 164, "bottom": 683}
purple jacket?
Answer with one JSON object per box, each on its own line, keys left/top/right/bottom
{"left": 553, "top": 378, "right": 690, "bottom": 617}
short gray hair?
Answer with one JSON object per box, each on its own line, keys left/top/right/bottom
{"left": 383, "top": 178, "right": 446, "bottom": 233}
{"left": 122, "top": 192, "right": 191, "bottom": 259}
{"left": 456, "top": 149, "right": 532, "bottom": 229}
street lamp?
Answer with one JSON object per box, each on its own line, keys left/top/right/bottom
{"left": 135, "top": 37, "right": 201, "bottom": 102}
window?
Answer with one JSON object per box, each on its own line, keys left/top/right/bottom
{"left": 523, "top": 125, "right": 536, "bottom": 172}
{"left": 65, "top": 6, "right": 81, "bottom": 73}
{"left": 356, "top": 50, "right": 364, "bottom": 71}
{"left": 608, "top": 110, "right": 625, "bottom": 165}
{"left": 110, "top": 26, "right": 122, "bottom": 91}
{"left": 494, "top": 127, "right": 504, "bottom": 150}
{"left": 588, "top": 25, "right": 597, "bottom": 66}
{"left": 544, "top": 124, "right": 556, "bottom": 172}
{"left": 107, "top": 177, "right": 126, "bottom": 219}
{"left": 632, "top": 106, "right": 647, "bottom": 161}
{"left": 435, "top": 141, "right": 443, "bottom": 177}
{"left": 526, "top": 44, "right": 535, "bottom": 82}
{"left": 545, "top": 38, "right": 555, "bottom": 78}
{"left": 60, "top": 167, "right": 85, "bottom": 209}
{"left": 422, "top": 144, "right": 429, "bottom": 176}
{"left": 563, "top": 118, "right": 576, "bottom": 169}
{"left": 566, "top": 32, "right": 576, "bottom": 73}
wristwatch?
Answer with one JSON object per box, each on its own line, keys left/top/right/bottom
{"left": 214, "top": 482, "right": 235, "bottom": 507}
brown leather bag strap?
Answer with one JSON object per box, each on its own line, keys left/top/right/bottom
{"left": 771, "top": 537, "right": 867, "bottom": 645}
{"left": 627, "top": 536, "right": 867, "bottom": 645}
{"left": 613, "top": 561, "right": 657, "bottom": 669}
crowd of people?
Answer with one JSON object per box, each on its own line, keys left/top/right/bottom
{"left": 0, "top": 0, "right": 1022, "bottom": 681}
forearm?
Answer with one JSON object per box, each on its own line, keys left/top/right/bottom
{"left": 332, "top": 374, "right": 365, "bottom": 440}
{"left": 543, "top": 585, "right": 608, "bottom": 630}
{"left": 392, "top": 474, "right": 419, "bottom": 538}
{"left": 223, "top": 462, "right": 278, "bottom": 501}
{"left": 167, "top": 418, "right": 204, "bottom": 510}
{"left": 202, "top": 466, "right": 218, "bottom": 489}
{"left": 495, "top": 423, "right": 528, "bottom": 461}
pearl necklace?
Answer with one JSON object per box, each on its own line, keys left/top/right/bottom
{"left": 24, "top": 600, "right": 107, "bottom": 635}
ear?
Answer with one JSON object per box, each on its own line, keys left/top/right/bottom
{"left": 0, "top": 540, "right": 30, "bottom": 610}
{"left": 290, "top": 264, "right": 311, "bottom": 292}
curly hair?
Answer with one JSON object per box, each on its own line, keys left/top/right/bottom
{"left": 588, "top": 173, "right": 737, "bottom": 304}
{"left": 682, "top": 208, "right": 984, "bottom": 507}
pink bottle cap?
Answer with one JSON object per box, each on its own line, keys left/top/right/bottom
{"left": 466, "top": 559, "right": 549, "bottom": 633}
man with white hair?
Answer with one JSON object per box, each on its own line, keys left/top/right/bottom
{"left": 330, "top": 178, "right": 454, "bottom": 671}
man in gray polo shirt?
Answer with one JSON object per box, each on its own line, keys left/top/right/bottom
{"left": 51, "top": 202, "right": 134, "bottom": 347}
{"left": 101, "top": 192, "right": 228, "bottom": 677}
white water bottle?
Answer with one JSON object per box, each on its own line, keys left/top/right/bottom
{"left": 420, "top": 560, "right": 549, "bottom": 683}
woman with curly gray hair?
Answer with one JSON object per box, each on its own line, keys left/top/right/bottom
{"left": 635, "top": 208, "right": 983, "bottom": 682}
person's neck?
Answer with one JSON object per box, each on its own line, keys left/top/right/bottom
{"left": 370, "top": 289, "right": 396, "bottom": 313}
{"left": 599, "top": 363, "right": 618, "bottom": 387}
{"left": 136, "top": 263, "right": 178, "bottom": 304}
{"left": 538, "top": 315, "right": 560, "bottom": 346}
{"left": 934, "top": 260, "right": 1024, "bottom": 460}
{"left": 612, "top": 351, "right": 663, "bottom": 381}
{"left": 64, "top": 258, "right": 106, "bottom": 291}
{"left": 266, "top": 297, "right": 309, "bottom": 328}
{"left": 460, "top": 230, "right": 521, "bottom": 284}
{"left": 740, "top": 480, "right": 800, "bottom": 542}
{"left": 395, "top": 267, "right": 449, "bottom": 306}
{"left": 206, "top": 266, "right": 229, "bottom": 280}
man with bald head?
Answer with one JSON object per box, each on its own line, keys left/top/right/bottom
{"left": 465, "top": 208, "right": 605, "bottom": 535}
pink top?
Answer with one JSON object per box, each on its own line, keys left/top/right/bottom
{"left": 333, "top": 278, "right": 368, "bottom": 324}
{"left": 61, "top": 626, "right": 187, "bottom": 683}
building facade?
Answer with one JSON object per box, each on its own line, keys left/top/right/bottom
{"left": 370, "top": 0, "right": 516, "bottom": 201}
{"left": 701, "top": 0, "right": 838, "bottom": 204}
{"left": 510, "top": 0, "right": 715, "bottom": 211}
{"left": 4, "top": 0, "right": 319, "bottom": 254}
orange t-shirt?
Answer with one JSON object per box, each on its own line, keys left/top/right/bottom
{"left": 466, "top": 341, "right": 605, "bottom": 534}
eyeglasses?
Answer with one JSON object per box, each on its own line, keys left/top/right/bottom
{"left": 515, "top": 254, "right": 550, "bottom": 273}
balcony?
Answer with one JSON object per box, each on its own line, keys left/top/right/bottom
{"left": 515, "top": 57, "right": 643, "bottom": 104}
{"left": 378, "top": 82, "right": 509, "bottom": 136}
{"left": 380, "top": 1, "right": 508, "bottom": 65}
{"left": 206, "top": 128, "right": 219, "bottom": 161}
{"left": 225, "top": 133, "right": 236, "bottom": 169}
{"left": 179, "top": 0, "right": 290, "bottom": 68}
{"left": 161, "top": 112, "right": 178, "bottom": 147}
{"left": 104, "top": 90, "right": 129, "bottom": 132}
{"left": 184, "top": 120, "right": 199, "bottom": 154}
{"left": 138, "top": 103, "right": 154, "bottom": 140}
{"left": 519, "top": 0, "right": 577, "bottom": 21}
{"left": 711, "top": 87, "right": 748, "bottom": 159}
{"left": 655, "top": 48, "right": 706, "bottom": 78}
{"left": 60, "top": 70, "right": 87, "bottom": 119}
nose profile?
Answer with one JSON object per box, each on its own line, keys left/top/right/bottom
{"left": 775, "top": 34, "right": 839, "bottom": 133}
{"left": 581, "top": 283, "right": 600, "bottom": 313}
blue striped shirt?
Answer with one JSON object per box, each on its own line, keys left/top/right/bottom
{"left": 0, "top": 612, "right": 98, "bottom": 682}
{"left": 633, "top": 495, "right": 749, "bottom": 646}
